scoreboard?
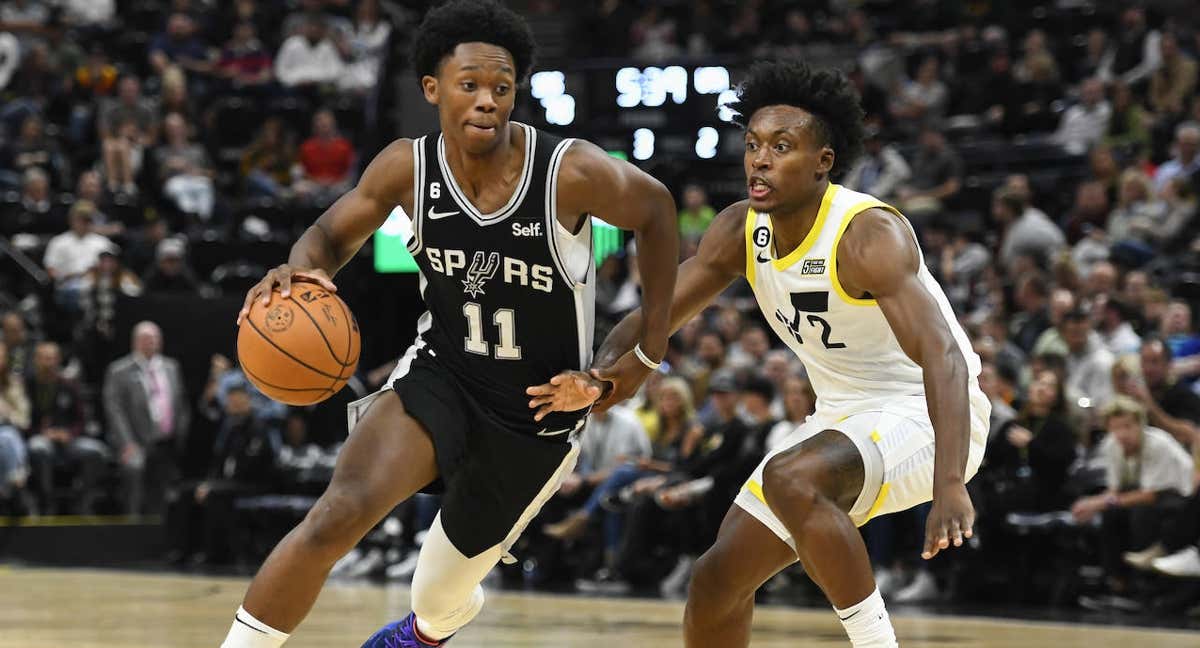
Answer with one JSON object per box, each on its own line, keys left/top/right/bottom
{"left": 518, "top": 63, "right": 750, "bottom": 165}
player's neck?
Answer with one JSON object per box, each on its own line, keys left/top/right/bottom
{"left": 441, "top": 123, "right": 522, "bottom": 192}
{"left": 769, "top": 180, "right": 829, "bottom": 260}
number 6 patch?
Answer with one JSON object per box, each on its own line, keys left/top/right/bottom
{"left": 753, "top": 226, "right": 770, "bottom": 248}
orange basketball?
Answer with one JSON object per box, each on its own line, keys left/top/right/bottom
{"left": 237, "top": 281, "right": 361, "bottom": 405}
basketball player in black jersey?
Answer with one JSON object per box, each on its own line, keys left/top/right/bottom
{"left": 219, "top": 3, "right": 678, "bottom": 647}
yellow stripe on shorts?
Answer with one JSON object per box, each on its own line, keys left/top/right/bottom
{"left": 745, "top": 478, "right": 767, "bottom": 505}
{"left": 864, "top": 482, "right": 891, "bottom": 522}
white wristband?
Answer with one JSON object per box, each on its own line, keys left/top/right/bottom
{"left": 633, "top": 343, "right": 662, "bottom": 370}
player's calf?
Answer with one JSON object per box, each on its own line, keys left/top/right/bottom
{"left": 684, "top": 548, "right": 760, "bottom": 647}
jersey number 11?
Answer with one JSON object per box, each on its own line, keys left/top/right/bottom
{"left": 463, "top": 302, "right": 522, "bottom": 360}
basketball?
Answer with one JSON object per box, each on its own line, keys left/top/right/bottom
{"left": 237, "top": 281, "right": 360, "bottom": 405}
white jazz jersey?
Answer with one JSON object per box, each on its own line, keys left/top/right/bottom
{"left": 744, "top": 183, "right": 982, "bottom": 419}
{"left": 735, "top": 183, "right": 990, "bottom": 538}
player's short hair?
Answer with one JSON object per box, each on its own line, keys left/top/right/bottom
{"left": 411, "top": 0, "right": 536, "bottom": 84}
{"left": 726, "top": 60, "right": 866, "bottom": 178}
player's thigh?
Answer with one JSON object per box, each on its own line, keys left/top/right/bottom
{"left": 317, "top": 390, "right": 439, "bottom": 524}
{"left": 691, "top": 505, "right": 797, "bottom": 599}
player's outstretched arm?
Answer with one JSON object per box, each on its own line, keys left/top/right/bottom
{"left": 837, "top": 208, "right": 973, "bottom": 560}
{"left": 526, "top": 200, "right": 748, "bottom": 419}
{"left": 237, "top": 140, "right": 414, "bottom": 325}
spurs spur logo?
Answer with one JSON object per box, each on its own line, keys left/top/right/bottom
{"left": 462, "top": 251, "right": 501, "bottom": 298}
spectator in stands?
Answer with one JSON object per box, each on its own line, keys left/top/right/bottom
{"left": 1061, "top": 308, "right": 1115, "bottom": 410}
{"left": 2, "top": 113, "right": 65, "bottom": 189}
{"left": 275, "top": 13, "right": 345, "bottom": 90}
{"left": 3, "top": 41, "right": 63, "bottom": 129}
{"left": 1154, "top": 123, "right": 1200, "bottom": 193}
{"left": 217, "top": 21, "right": 274, "bottom": 94}
{"left": 994, "top": 187, "right": 1065, "bottom": 272}
{"left": 241, "top": 117, "right": 297, "bottom": 199}
{"left": 1064, "top": 180, "right": 1111, "bottom": 243}
{"left": 556, "top": 405, "right": 651, "bottom": 507}
{"left": 1073, "top": 29, "right": 1109, "bottom": 84}
{"left": 282, "top": 0, "right": 352, "bottom": 42}
{"left": 1100, "top": 6, "right": 1162, "bottom": 86}
{"left": 158, "top": 68, "right": 197, "bottom": 127}
{"left": 43, "top": 201, "right": 114, "bottom": 311}
{"left": 293, "top": 109, "right": 354, "bottom": 207}
{"left": 889, "top": 55, "right": 949, "bottom": 136}
{"left": 1114, "top": 338, "right": 1200, "bottom": 449}
{"left": 978, "top": 361, "right": 1018, "bottom": 434}
{"left": 1088, "top": 144, "right": 1121, "bottom": 205}
{"left": 154, "top": 112, "right": 215, "bottom": 220}
{"left": 984, "top": 368, "right": 1077, "bottom": 513}
{"left": 103, "top": 321, "right": 191, "bottom": 515}
{"left": 1053, "top": 77, "right": 1111, "bottom": 155}
{"left": 98, "top": 76, "right": 158, "bottom": 141}
{"left": 765, "top": 375, "right": 815, "bottom": 451}
{"left": 677, "top": 183, "right": 715, "bottom": 240}
{"left": 2, "top": 313, "right": 35, "bottom": 380}
{"left": 77, "top": 247, "right": 142, "bottom": 383}
{"left": 1148, "top": 31, "right": 1196, "bottom": 125}
{"left": 149, "top": 13, "right": 216, "bottom": 79}
{"left": 629, "top": 6, "right": 681, "bottom": 61}
{"left": 1107, "top": 169, "right": 1167, "bottom": 259}
{"left": 74, "top": 170, "right": 122, "bottom": 238}
{"left": 142, "top": 237, "right": 202, "bottom": 294}
{"left": 1010, "top": 273, "right": 1053, "bottom": 354}
{"left": 1072, "top": 397, "right": 1192, "bottom": 592}
{"left": 1095, "top": 297, "right": 1141, "bottom": 357}
{"left": 895, "top": 126, "right": 962, "bottom": 227}
{"left": 1104, "top": 83, "right": 1151, "bottom": 161}
{"left": 338, "top": 0, "right": 391, "bottom": 94}
{"left": 0, "top": 0, "right": 49, "bottom": 52}
{"left": 58, "top": 0, "right": 116, "bottom": 32}
{"left": 0, "top": 341, "right": 29, "bottom": 508}
{"left": 15, "top": 167, "right": 53, "bottom": 233}
{"left": 843, "top": 126, "right": 910, "bottom": 202}
{"left": 71, "top": 46, "right": 119, "bottom": 105}
{"left": 25, "top": 341, "right": 106, "bottom": 515}
{"left": 100, "top": 116, "right": 147, "bottom": 196}
{"left": 1031, "top": 288, "right": 1076, "bottom": 357}
{"left": 169, "top": 384, "right": 280, "bottom": 565}
{"left": 726, "top": 323, "right": 769, "bottom": 374}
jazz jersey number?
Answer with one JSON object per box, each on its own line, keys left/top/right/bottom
{"left": 463, "top": 302, "right": 522, "bottom": 360}
{"left": 774, "top": 291, "right": 845, "bottom": 350}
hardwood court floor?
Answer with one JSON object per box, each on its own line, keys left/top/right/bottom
{"left": 1, "top": 567, "right": 1198, "bottom": 647}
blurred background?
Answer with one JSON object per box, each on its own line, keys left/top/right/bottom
{"left": 0, "top": 0, "right": 1199, "bottom": 629}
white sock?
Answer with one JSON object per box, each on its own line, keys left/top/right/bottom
{"left": 834, "top": 588, "right": 898, "bottom": 648}
{"left": 220, "top": 606, "right": 290, "bottom": 648}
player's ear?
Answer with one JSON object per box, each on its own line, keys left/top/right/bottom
{"left": 421, "top": 75, "right": 439, "bottom": 105}
{"left": 817, "top": 145, "right": 835, "bottom": 179}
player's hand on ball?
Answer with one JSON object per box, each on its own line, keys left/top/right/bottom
{"left": 526, "top": 370, "right": 604, "bottom": 421}
{"left": 922, "top": 481, "right": 975, "bottom": 560}
{"left": 236, "top": 264, "right": 338, "bottom": 325}
{"left": 589, "top": 350, "right": 653, "bottom": 413}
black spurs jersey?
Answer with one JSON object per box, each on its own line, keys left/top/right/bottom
{"left": 402, "top": 123, "right": 595, "bottom": 435}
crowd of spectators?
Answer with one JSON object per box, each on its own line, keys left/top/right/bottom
{"left": 1, "top": 0, "right": 1199, "bottom": 620}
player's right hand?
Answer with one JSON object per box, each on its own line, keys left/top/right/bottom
{"left": 589, "top": 349, "right": 654, "bottom": 414}
{"left": 237, "top": 264, "right": 337, "bottom": 325}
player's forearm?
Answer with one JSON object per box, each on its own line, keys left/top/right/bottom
{"left": 288, "top": 221, "right": 345, "bottom": 276}
{"left": 924, "top": 346, "right": 971, "bottom": 487}
{"left": 632, "top": 203, "right": 679, "bottom": 360}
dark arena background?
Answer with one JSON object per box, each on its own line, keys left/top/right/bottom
{"left": 1, "top": 0, "right": 1200, "bottom": 646}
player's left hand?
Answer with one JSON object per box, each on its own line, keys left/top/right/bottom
{"left": 526, "top": 370, "right": 604, "bottom": 421}
{"left": 923, "top": 481, "right": 975, "bottom": 560}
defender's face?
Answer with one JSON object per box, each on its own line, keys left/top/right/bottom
{"left": 424, "top": 42, "right": 517, "bottom": 154}
{"left": 744, "top": 105, "right": 833, "bottom": 213}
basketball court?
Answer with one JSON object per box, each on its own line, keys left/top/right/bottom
{"left": 2, "top": 567, "right": 1196, "bottom": 647}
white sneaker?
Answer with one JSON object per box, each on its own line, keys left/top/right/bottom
{"left": 893, "top": 570, "right": 938, "bottom": 603}
{"left": 1152, "top": 546, "right": 1200, "bottom": 578}
{"left": 875, "top": 568, "right": 905, "bottom": 598}
{"left": 346, "top": 547, "right": 385, "bottom": 578}
{"left": 1123, "top": 543, "right": 1166, "bottom": 570}
{"left": 385, "top": 550, "right": 421, "bottom": 581}
{"left": 659, "top": 555, "right": 696, "bottom": 598}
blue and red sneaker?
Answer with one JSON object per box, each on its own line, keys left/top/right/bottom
{"left": 360, "top": 612, "right": 452, "bottom": 648}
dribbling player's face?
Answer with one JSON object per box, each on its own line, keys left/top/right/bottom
{"left": 744, "top": 105, "right": 834, "bottom": 215}
{"left": 423, "top": 42, "right": 517, "bottom": 155}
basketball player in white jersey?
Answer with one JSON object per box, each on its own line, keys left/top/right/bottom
{"left": 528, "top": 60, "right": 989, "bottom": 647}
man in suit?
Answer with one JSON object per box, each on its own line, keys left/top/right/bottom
{"left": 103, "top": 320, "right": 190, "bottom": 514}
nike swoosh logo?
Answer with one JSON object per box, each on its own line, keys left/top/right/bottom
{"left": 756, "top": 253, "right": 770, "bottom": 263}
{"left": 537, "top": 427, "right": 571, "bottom": 437}
{"left": 235, "top": 614, "right": 267, "bottom": 635}
{"left": 837, "top": 609, "right": 861, "bottom": 621}
{"left": 428, "top": 207, "right": 459, "bottom": 220}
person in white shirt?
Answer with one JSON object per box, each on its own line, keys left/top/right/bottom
{"left": 1054, "top": 78, "right": 1112, "bottom": 155}
{"left": 43, "top": 201, "right": 113, "bottom": 285}
{"left": 842, "top": 127, "right": 910, "bottom": 202}
{"left": 1071, "top": 397, "right": 1192, "bottom": 589}
{"left": 1153, "top": 123, "right": 1200, "bottom": 193}
{"left": 275, "top": 15, "right": 344, "bottom": 88}
{"left": 1061, "top": 308, "right": 1116, "bottom": 412}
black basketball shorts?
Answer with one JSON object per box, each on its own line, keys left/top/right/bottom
{"left": 385, "top": 349, "right": 582, "bottom": 558}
